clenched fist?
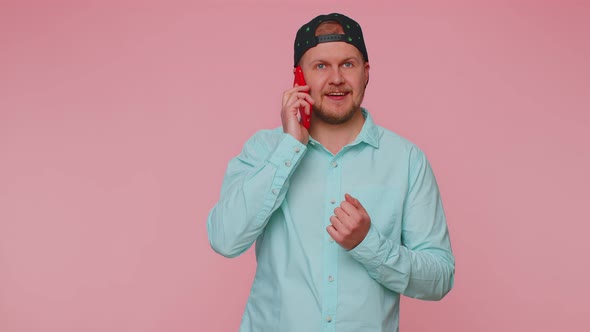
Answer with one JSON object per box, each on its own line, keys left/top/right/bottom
{"left": 327, "top": 193, "right": 371, "bottom": 250}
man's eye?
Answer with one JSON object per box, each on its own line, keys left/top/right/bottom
{"left": 316, "top": 64, "right": 326, "bottom": 69}
{"left": 343, "top": 62, "right": 353, "bottom": 68}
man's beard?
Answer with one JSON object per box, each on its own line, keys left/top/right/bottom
{"left": 312, "top": 90, "right": 364, "bottom": 125}
{"left": 313, "top": 103, "right": 358, "bottom": 125}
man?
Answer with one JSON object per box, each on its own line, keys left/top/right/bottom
{"left": 207, "top": 13, "right": 454, "bottom": 332}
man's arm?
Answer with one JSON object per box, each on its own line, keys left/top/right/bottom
{"left": 207, "top": 131, "right": 307, "bottom": 258}
{"left": 208, "top": 82, "right": 312, "bottom": 258}
{"left": 342, "top": 148, "right": 455, "bottom": 300}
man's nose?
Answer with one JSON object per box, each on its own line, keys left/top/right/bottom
{"left": 329, "top": 67, "right": 344, "bottom": 85}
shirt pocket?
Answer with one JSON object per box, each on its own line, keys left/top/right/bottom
{"left": 350, "top": 185, "right": 402, "bottom": 241}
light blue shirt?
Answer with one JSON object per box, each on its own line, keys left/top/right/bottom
{"left": 207, "top": 110, "right": 454, "bottom": 332}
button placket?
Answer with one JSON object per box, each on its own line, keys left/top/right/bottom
{"left": 322, "top": 156, "right": 341, "bottom": 330}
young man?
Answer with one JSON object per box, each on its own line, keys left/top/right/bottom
{"left": 207, "top": 13, "right": 455, "bottom": 332}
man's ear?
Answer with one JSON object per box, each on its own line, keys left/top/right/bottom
{"left": 364, "top": 62, "right": 370, "bottom": 87}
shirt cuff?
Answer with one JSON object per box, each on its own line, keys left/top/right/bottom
{"left": 257, "top": 134, "right": 307, "bottom": 219}
{"left": 267, "top": 133, "right": 307, "bottom": 169}
{"left": 348, "top": 224, "right": 389, "bottom": 271}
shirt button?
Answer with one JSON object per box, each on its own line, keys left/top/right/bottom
{"left": 330, "top": 199, "right": 336, "bottom": 204}
{"left": 272, "top": 189, "right": 279, "bottom": 195}
{"left": 328, "top": 237, "right": 334, "bottom": 243}
{"left": 326, "top": 315, "right": 333, "bottom": 323}
{"left": 331, "top": 161, "right": 338, "bottom": 168}
{"left": 285, "top": 160, "right": 292, "bottom": 167}
{"left": 294, "top": 147, "right": 301, "bottom": 153}
{"left": 328, "top": 275, "right": 334, "bottom": 282}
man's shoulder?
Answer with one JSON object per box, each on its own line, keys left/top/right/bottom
{"left": 238, "top": 127, "right": 292, "bottom": 155}
{"left": 245, "top": 127, "right": 285, "bottom": 144}
{"left": 374, "top": 124, "right": 423, "bottom": 155}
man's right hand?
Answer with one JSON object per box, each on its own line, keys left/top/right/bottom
{"left": 281, "top": 84, "right": 314, "bottom": 144}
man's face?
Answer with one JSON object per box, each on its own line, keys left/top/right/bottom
{"left": 299, "top": 41, "right": 370, "bottom": 125}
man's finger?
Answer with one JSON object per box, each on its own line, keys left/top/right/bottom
{"left": 326, "top": 225, "right": 340, "bottom": 242}
{"left": 345, "top": 193, "right": 365, "bottom": 211}
{"left": 339, "top": 201, "right": 359, "bottom": 219}
{"left": 329, "top": 215, "right": 346, "bottom": 232}
{"left": 334, "top": 206, "right": 350, "bottom": 220}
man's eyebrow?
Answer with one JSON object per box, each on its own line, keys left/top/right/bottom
{"left": 309, "top": 56, "right": 361, "bottom": 64}
{"left": 342, "top": 57, "right": 360, "bottom": 63}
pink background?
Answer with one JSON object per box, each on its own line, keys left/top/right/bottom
{"left": 1, "top": 1, "right": 589, "bottom": 331}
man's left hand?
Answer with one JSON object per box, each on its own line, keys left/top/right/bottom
{"left": 327, "top": 193, "right": 371, "bottom": 250}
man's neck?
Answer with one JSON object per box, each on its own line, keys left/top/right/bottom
{"left": 309, "top": 109, "right": 365, "bottom": 155}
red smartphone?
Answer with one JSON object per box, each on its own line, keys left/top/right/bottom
{"left": 293, "top": 66, "right": 311, "bottom": 129}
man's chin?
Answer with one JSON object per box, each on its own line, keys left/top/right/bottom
{"left": 313, "top": 106, "right": 358, "bottom": 125}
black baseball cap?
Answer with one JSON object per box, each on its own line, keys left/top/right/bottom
{"left": 293, "top": 13, "right": 369, "bottom": 67}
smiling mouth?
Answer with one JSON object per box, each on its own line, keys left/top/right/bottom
{"left": 325, "top": 91, "right": 349, "bottom": 97}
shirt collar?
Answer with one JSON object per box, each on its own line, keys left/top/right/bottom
{"left": 354, "top": 108, "right": 380, "bottom": 149}
{"left": 308, "top": 108, "right": 380, "bottom": 149}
